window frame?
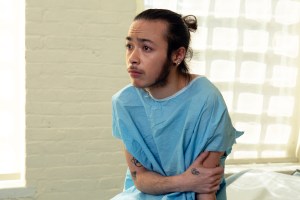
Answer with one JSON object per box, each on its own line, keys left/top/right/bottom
{"left": 143, "top": 0, "right": 300, "bottom": 165}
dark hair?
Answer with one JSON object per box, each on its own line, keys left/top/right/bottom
{"left": 134, "top": 9, "right": 197, "bottom": 78}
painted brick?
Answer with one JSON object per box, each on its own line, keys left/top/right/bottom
{"left": 13, "top": 1, "right": 137, "bottom": 199}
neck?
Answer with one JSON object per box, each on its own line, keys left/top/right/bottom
{"left": 146, "top": 72, "right": 190, "bottom": 99}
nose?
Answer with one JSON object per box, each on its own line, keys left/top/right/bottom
{"left": 128, "top": 48, "right": 140, "bottom": 65}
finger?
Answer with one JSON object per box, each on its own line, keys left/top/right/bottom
{"left": 212, "top": 176, "right": 222, "bottom": 186}
{"left": 211, "top": 166, "right": 224, "bottom": 175}
{"left": 210, "top": 184, "right": 220, "bottom": 193}
{"left": 194, "top": 151, "right": 210, "bottom": 165}
{"left": 203, "top": 166, "right": 223, "bottom": 178}
{"left": 201, "top": 182, "right": 220, "bottom": 193}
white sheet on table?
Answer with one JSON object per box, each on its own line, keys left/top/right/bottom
{"left": 226, "top": 169, "right": 300, "bottom": 200}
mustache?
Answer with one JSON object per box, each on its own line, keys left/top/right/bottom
{"left": 127, "top": 66, "right": 144, "bottom": 73}
{"left": 128, "top": 64, "right": 138, "bottom": 69}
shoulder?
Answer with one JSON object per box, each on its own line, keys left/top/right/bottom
{"left": 192, "top": 76, "right": 223, "bottom": 102}
{"left": 112, "top": 84, "right": 141, "bottom": 106}
{"left": 189, "top": 76, "right": 229, "bottom": 114}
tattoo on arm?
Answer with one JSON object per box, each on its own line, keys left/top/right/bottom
{"left": 191, "top": 168, "right": 200, "bottom": 175}
{"left": 131, "top": 171, "right": 137, "bottom": 180}
{"left": 131, "top": 157, "right": 142, "bottom": 167}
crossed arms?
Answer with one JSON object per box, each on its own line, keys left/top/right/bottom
{"left": 124, "top": 149, "right": 224, "bottom": 200}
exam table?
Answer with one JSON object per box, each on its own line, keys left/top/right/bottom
{"left": 226, "top": 169, "right": 300, "bottom": 200}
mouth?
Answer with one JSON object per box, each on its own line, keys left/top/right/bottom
{"left": 128, "top": 69, "right": 142, "bottom": 78}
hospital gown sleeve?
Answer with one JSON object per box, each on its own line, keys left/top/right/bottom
{"left": 201, "top": 93, "right": 242, "bottom": 154}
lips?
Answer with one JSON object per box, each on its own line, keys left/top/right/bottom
{"left": 128, "top": 69, "right": 142, "bottom": 78}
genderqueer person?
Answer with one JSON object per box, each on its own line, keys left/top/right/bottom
{"left": 112, "top": 9, "right": 243, "bottom": 200}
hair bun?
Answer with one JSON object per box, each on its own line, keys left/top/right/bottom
{"left": 182, "top": 15, "right": 197, "bottom": 32}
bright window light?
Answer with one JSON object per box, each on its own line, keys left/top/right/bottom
{"left": 179, "top": 0, "right": 210, "bottom": 16}
{"left": 0, "top": 0, "right": 25, "bottom": 188}
{"left": 233, "top": 151, "right": 258, "bottom": 159}
{"left": 210, "top": 60, "right": 236, "bottom": 82}
{"left": 221, "top": 91, "right": 234, "bottom": 111}
{"left": 189, "top": 60, "right": 206, "bottom": 75}
{"left": 275, "top": 0, "right": 300, "bottom": 25}
{"left": 214, "top": 0, "right": 241, "bottom": 18}
{"left": 0, "top": 31, "right": 16, "bottom": 62}
{"left": 245, "top": 0, "right": 272, "bottom": 21}
{"left": 271, "top": 65, "right": 298, "bottom": 87}
{"left": 235, "top": 122, "right": 261, "bottom": 144}
{"left": 262, "top": 151, "right": 287, "bottom": 158}
{"left": 146, "top": 0, "right": 300, "bottom": 164}
{"left": 191, "top": 27, "right": 208, "bottom": 50}
{"left": 243, "top": 30, "right": 269, "bottom": 53}
{"left": 212, "top": 27, "right": 238, "bottom": 51}
{"left": 240, "top": 61, "right": 266, "bottom": 84}
{"left": 0, "top": 70, "right": 16, "bottom": 100}
{"left": 273, "top": 33, "right": 299, "bottom": 58}
{"left": 237, "top": 93, "right": 263, "bottom": 115}
{"left": 268, "top": 96, "right": 295, "bottom": 117}
{"left": 265, "top": 124, "right": 291, "bottom": 144}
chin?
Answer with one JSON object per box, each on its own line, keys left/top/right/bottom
{"left": 131, "top": 80, "right": 145, "bottom": 88}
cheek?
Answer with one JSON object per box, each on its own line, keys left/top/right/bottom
{"left": 148, "top": 61, "right": 166, "bottom": 77}
{"left": 125, "top": 52, "right": 130, "bottom": 62}
{"left": 141, "top": 51, "right": 168, "bottom": 72}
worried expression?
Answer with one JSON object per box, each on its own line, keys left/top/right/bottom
{"left": 125, "top": 19, "right": 174, "bottom": 89}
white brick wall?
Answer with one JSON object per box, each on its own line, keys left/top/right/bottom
{"left": 5, "top": 1, "right": 137, "bottom": 200}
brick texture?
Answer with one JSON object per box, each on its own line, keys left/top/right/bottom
{"left": 5, "top": 1, "right": 136, "bottom": 200}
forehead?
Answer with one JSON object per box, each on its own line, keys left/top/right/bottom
{"left": 127, "top": 19, "right": 168, "bottom": 43}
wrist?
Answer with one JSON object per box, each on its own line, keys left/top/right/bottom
{"left": 175, "top": 172, "right": 190, "bottom": 192}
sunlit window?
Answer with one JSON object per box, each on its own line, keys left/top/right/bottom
{"left": 0, "top": 0, "right": 25, "bottom": 188}
{"left": 145, "top": 0, "right": 300, "bottom": 164}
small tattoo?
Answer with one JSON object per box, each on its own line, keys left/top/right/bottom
{"left": 191, "top": 168, "right": 200, "bottom": 175}
{"left": 131, "top": 171, "right": 137, "bottom": 180}
{"left": 131, "top": 157, "right": 142, "bottom": 167}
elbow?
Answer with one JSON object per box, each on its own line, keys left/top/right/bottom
{"left": 129, "top": 171, "right": 152, "bottom": 194}
{"left": 133, "top": 179, "right": 143, "bottom": 192}
{"left": 133, "top": 179, "right": 162, "bottom": 195}
{"left": 132, "top": 177, "right": 147, "bottom": 193}
{"left": 202, "top": 151, "right": 224, "bottom": 168}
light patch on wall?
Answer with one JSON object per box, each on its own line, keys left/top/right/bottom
{"left": 275, "top": 0, "right": 300, "bottom": 25}
{"left": 273, "top": 33, "right": 299, "bottom": 58}
{"left": 214, "top": 0, "right": 240, "bottom": 18}
{"left": 179, "top": 0, "right": 210, "bottom": 16}
{"left": 240, "top": 61, "right": 266, "bottom": 84}
{"left": 267, "top": 96, "right": 294, "bottom": 117}
{"left": 245, "top": 0, "right": 272, "bottom": 21}
{"left": 210, "top": 60, "right": 236, "bottom": 82}
{"left": 271, "top": 65, "right": 298, "bottom": 87}
{"left": 237, "top": 93, "right": 263, "bottom": 115}
{"left": 212, "top": 27, "right": 238, "bottom": 51}
{"left": 235, "top": 122, "right": 261, "bottom": 144}
{"left": 243, "top": 30, "right": 269, "bottom": 53}
{"left": 265, "top": 124, "right": 291, "bottom": 144}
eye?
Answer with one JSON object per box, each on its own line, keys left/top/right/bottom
{"left": 125, "top": 43, "right": 133, "bottom": 50}
{"left": 143, "top": 46, "right": 152, "bottom": 52}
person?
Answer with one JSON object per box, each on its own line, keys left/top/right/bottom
{"left": 111, "top": 8, "right": 243, "bottom": 200}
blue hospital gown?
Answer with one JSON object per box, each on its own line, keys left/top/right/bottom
{"left": 111, "top": 76, "right": 243, "bottom": 200}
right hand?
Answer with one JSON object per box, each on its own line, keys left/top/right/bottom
{"left": 181, "top": 152, "right": 224, "bottom": 194}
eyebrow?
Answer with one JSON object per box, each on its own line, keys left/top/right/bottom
{"left": 126, "top": 36, "right": 155, "bottom": 44}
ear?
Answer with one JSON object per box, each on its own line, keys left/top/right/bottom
{"left": 172, "top": 47, "right": 186, "bottom": 66}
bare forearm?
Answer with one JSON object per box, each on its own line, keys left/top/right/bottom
{"left": 125, "top": 150, "right": 189, "bottom": 195}
{"left": 124, "top": 149, "right": 223, "bottom": 196}
{"left": 133, "top": 170, "right": 186, "bottom": 195}
{"left": 196, "top": 193, "right": 216, "bottom": 200}
{"left": 196, "top": 152, "right": 223, "bottom": 200}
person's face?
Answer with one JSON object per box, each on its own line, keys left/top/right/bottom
{"left": 125, "top": 19, "right": 173, "bottom": 89}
